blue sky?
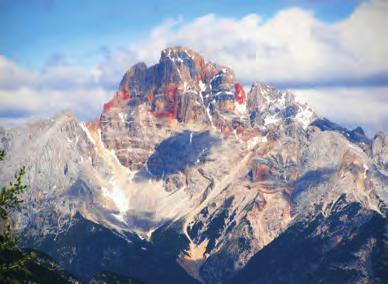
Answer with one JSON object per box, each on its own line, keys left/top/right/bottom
{"left": 0, "top": 0, "right": 387, "bottom": 136}
{"left": 0, "top": 0, "right": 362, "bottom": 68}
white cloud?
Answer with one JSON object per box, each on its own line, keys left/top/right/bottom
{"left": 0, "top": 86, "right": 112, "bottom": 123}
{"left": 101, "top": 0, "right": 388, "bottom": 85}
{"left": 0, "top": 56, "right": 38, "bottom": 89}
{"left": 0, "top": 117, "right": 32, "bottom": 128}
{"left": 0, "top": 55, "right": 112, "bottom": 125}
{"left": 293, "top": 86, "right": 388, "bottom": 136}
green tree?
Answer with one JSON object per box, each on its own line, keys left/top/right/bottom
{"left": 0, "top": 150, "right": 35, "bottom": 281}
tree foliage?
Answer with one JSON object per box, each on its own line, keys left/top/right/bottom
{"left": 0, "top": 150, "right": 36, "bottom": 282}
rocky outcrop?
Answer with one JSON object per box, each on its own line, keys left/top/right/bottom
{"left": 231, "top": 197, "right": 386, "bottom": 284}
{"left": 372, "top": 131, "right": 388, "bottom": 175}
{"left": 0, "top": 112, "right": 96, "bottom": 239}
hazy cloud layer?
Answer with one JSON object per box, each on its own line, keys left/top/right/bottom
{"left": 0, "top": 0, "right": 387, "bottom": 135}
{"left": 293, "top": 87, "right": 388, "bottom": 136}
{"left": 0, "top": 55, "right": 112, "bottom": 122}
{"left": 113, "top": 0, "right": 388, "bottom": 85}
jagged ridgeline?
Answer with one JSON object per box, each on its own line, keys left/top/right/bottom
{"left": 0, "top": 47, "right": 386, "bottom": 284}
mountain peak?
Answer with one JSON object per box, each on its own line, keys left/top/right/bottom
{"left": 160, "top": 46, "right": 203, "bottom": 63}
{"left": 97, "top": 48, "right": 323, "bottom": 171}
{"left": 101, "top": 48, "right": 320, "bottom": 150}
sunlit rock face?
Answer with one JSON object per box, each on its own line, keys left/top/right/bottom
{"left": 0, "top": 47, "right": 386, "bottom": 284}
{"left": 372, "top": 131, "right": 388, "bottom": 175}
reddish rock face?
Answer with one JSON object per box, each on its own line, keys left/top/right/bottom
{"left": 152, "top": 84, "right": 179, "bottom": 119}
{"left": 85, "top": 118, "right": 100, "bottom": 130}
{"left": 102, "top": 47, "right": 249, "bottom": 123}
{"left": 234, "top": 83, "right": 246, "bottom": 104}
{"left": 253, "top": 164, "right": 268, "bottom": 181}
{"left": 102, "top": 101, "right": 114, "bottom": 113}
{"left": 102, "top": 90, "right": 130, "bottom": 114}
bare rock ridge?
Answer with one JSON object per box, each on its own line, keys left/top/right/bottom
{"left": 0, "top": 47, "right": 386, "bottom": 283}
{"left": 99, "top": 47, "right": 249, "bottom": 170}
{"left": 98, "top": 47, "right": 317, "bottom": 171}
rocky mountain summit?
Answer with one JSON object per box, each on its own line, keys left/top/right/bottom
{"left": 0, "top": 47, "right": 387, "bottom": 283}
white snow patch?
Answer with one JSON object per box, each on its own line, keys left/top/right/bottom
{"left": 199, "top": 80, "right": 206, "bottom": 92}
{"left": 215, "top": 90, "right": 233, "bottom": 96}
{"left": 199, "top": 91, "right": 215, "bottom": 129}
{"left": 97, "top": 129, "right": 103, "bottom": 144}
{"left": 211, "top": 73, "right": 222, "bottom": 83}
{"left": 235, "top": 101, "right": 247, "bottom": 114}
{"left": 278, "top": 93, "right": 286, "bottom": 107}
{"left": 363, "top": 164, "right": 369, "bottom": 179}
{"left": 233, "top": 129, "right": 240, "bottom": 141}
{"left": 247, "top": 137, "right": 260, "bottom": 150}
{"left": 102, "top": 180, "right": 129, "bottom": 221}
{"left": 174, "top": 55, "right": 183, "bottom": 63}
{"left": 112, "top": 212, "right": 126, "bottom": 223}
{"left": 145, "top": 228, "right": 157, "bottom": 240}
{"left": 118, "top": 112, "right": 125, "bottom": 122}
{"left": 206, "top": 106, "right": 216, "bottom": 129}
{"left": 295, "top": 107, "right": 314, "bottom": 128}
{"left": 176, "top": 67, "right": 182, "bottom": 78}
{"left": 264, "top": 115, "right": 280, "bottom": 125}
{"left": 246, "top": 135, "right": 267, "bottom": 150}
